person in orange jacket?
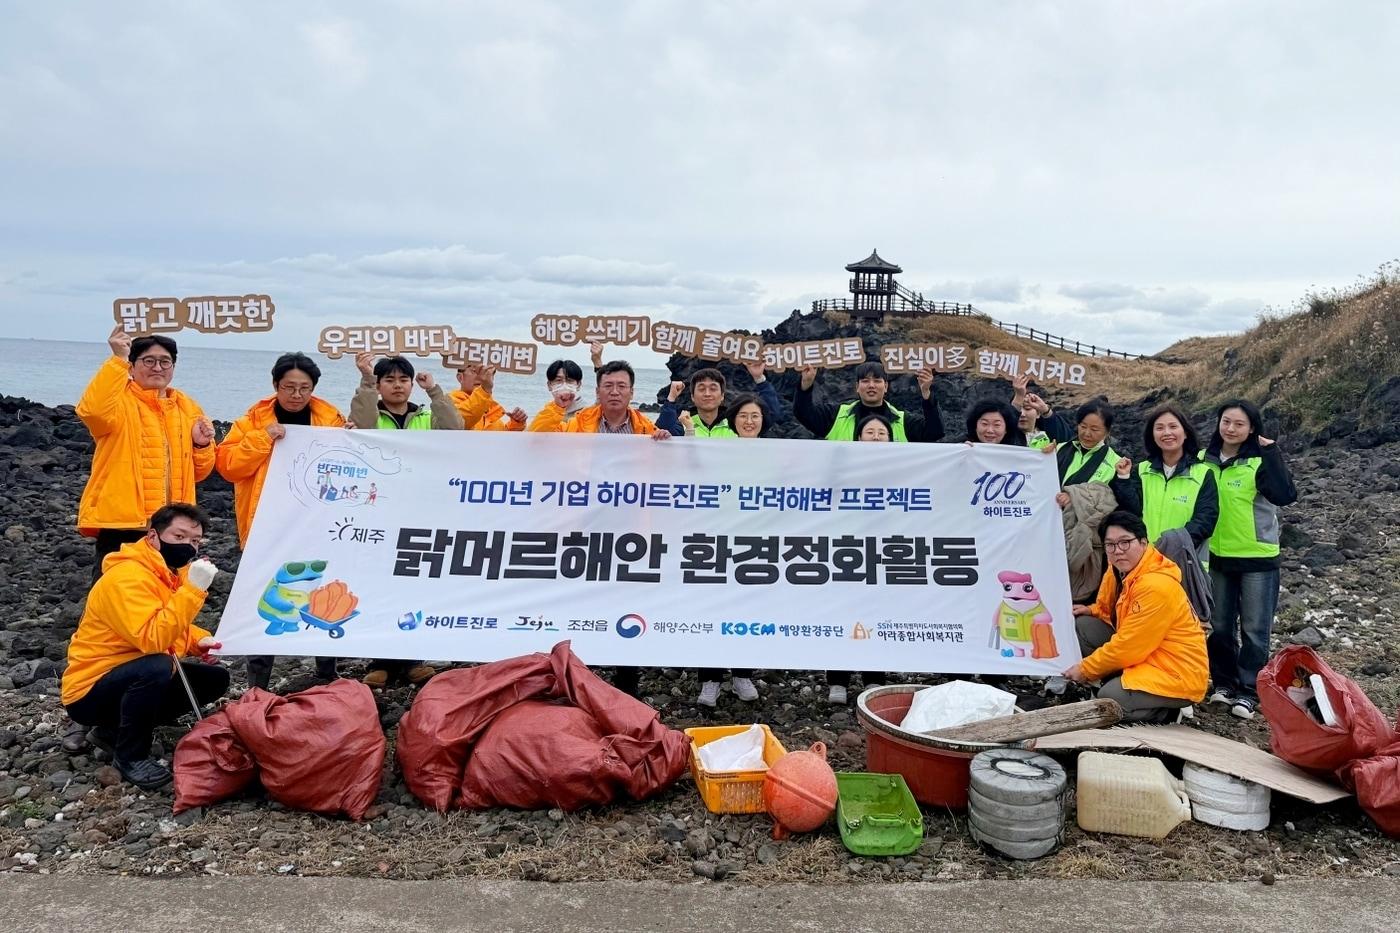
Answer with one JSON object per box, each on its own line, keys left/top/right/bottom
{"left": 527, "top": 359, "right": 670, "bottom": 698}
{"left": 217, "top": 352, "right": 345, "bottom": 690}
{"left": 62, "top": 503, "right": 229, "bottom": 790}
{"left": 528, "top": 360, "right": 673, "bottom": 439}
{"left": 449, "top": 363, "right": 528, "bottom": 431}
{"left": 1062, "top": 511, "right": 1208, "bottom": 723}
{"left": 77, "top": 327, "right": 216, "bottom": 582}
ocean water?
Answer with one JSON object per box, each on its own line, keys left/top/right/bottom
{"left": 0, "top": 338, "right": 672, "bottom": 424}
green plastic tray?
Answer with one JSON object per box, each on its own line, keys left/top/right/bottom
{"left": 835, "top": 772, "right": 924, "bottom": 856}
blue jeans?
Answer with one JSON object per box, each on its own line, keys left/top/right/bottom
{"left": 1207, "top": 567, "right": 1280, "bottom": 702}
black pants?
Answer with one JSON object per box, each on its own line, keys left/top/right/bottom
{"left": 65, "top": 653, "right": 229, "bottom": 763}
{"left": 247, "top": 655, "right": 338, "bottom": 690}
{"left": 613, "top": 666, "right": 640, "bottom": 698}
{"left": 828, "top": 671, "right": 887, "bottom": 688}
{"left": 367, "top": 659, "right": 423, "bottom": 679}
{"left": 93, "top": 529, "right": 147, "bottom": 583}
{"left": 699, "top": 668, "right": 753, "bottom": 681}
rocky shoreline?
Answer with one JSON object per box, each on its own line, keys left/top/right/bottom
{"left": 1, "top": 394, "right": 1398, "bottom": 882}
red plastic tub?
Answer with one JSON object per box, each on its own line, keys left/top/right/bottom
{"left": 855, "top": 685, "right": 1029, "bottom": 811}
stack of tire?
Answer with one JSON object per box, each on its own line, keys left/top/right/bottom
{"left": 968, "top": 748, "right": 1067, "bottom": 859}
{"left": 1182, "top": 763, "right": 1271, "bottom": 831}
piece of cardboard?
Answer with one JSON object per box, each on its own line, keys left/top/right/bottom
{"left": 1034, "top": 724, "right": 1350, "bottom": 804}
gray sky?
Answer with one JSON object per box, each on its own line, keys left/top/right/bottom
{"left": 1, "top": 1, "right": 1396, "bottom": 356}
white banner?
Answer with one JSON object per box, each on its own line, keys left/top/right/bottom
{"left": 216, "top": 427, "right": 1081, "bottom": 675}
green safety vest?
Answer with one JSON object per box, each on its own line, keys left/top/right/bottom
{"left": 825, "top": 401, "right": 908, "bottom": 442}
{"left": 375, "top": 407, "right": 434, "bottom": 430}
{"left": 1062, "top": 442, "right": 1119, "bottom": 485}
{"left": 1138, "top": 459, "right": 1209, "bottom": 542}
{"left": 693, "top": 416, "right": 737, "bottom": 439}
{"left": 1199, "top": 452, "right": 1280, "bottom": 559}
{"left": 1028, "top": 432, "right": 1053, "bottom": 451}
{"left": 996, "top": 602, "right": 1039, "bottom": 643}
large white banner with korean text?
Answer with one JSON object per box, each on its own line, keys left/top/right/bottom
{"left": 216, "top": 426, "right": 1080, "bottom": 674}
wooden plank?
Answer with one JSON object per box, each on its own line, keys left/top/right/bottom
{"left": 1034, "top": 724, "right": 1350, "bottom": 804}
{"left": 924, "top": 699, "right": 1122, "bottom": 745}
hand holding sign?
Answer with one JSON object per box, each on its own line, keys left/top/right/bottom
{"left": 916, "top": 366, "right": 935, "bottom": 399}
{"left": 355, "top": 351, "right": 376, "bottom": 378}
{"left": 799, "top": 364, "right": 818, "bottom": 391}
{"left": 108, "top": 325, "right": 133, "bottom": 360}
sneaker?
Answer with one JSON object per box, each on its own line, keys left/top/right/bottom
{"left": 60, "top": 720, "right": 89, "bottom": 754}
{"left": 116, "top": 757, "right": 172, "bottom": 791}
{"left": 405, "top": 664, "right": 436, "bottom": 686}
{"left": 1207, "top": 689, "right": 1233, "bottom": 706}
{"left": 362, "top": 669, "right": 389, "bottom": 689}
{"left": 696, "top": 681, "right": 721, "bottom": 708}
{"left": 1176, "top": 705, "right": 1195, "bottom": 724}
{"left": 731, "top": 677, "right": 759, "bottom": 702}
{"left": 827, "top": 684, "right": 848, "bottom": 706}
{"left": 1230, "top": 697, "right": 1257, "bottom": 721}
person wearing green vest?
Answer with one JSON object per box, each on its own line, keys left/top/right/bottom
{"left": 1109, "top": 404, "right": 1218, "bottom": 547}
{"left": 1027, "top": 396, "right": 1124, "bottom": 487}
{"left": 656, "top": 362, "right": 782, "bottom": 438}
{"left": 1199, "top": 399, "right": 1297, "bottom": 721}
{"left": 349, "top": 352, "right": 464, "bottom": 689}
{"left": 793, "top": 361, "right": 944, "bottom": 442}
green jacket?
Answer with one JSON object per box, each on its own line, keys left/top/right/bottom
{"left": 826, "top": 401, "right": 908, "bottom": 442}
{"left": 1110, "top": 457, "right": 1219, "bottom": 546}
{"left": 1199, "top": 442, "right": 1297, "bottom": 560}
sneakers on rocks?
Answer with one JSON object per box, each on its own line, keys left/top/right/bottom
{"left": 731, "top": 677, "right": 759, "bottom": 702}
{"left": 696, "top": 680, "right": 721, "bottom": 708}
{"left": 116, "top": 757, "right": 172, "bottom": 791}
{"left": 827, "top": 684, "right": 848, "bottom": 706}
{"left": 1230, "top": 697, "right": 1257, "bottom": 721}
{"left": 1207, "top": 689, "right": 1233, "bottom": 706}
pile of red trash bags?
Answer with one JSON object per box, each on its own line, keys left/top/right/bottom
{"left": 1259, "top": 645, "right": 1400, "bottom": 836}
{"left": 172, "top": 679, "right": 385, "bottom": 819}
{"left": 397, "top": 641, "right": 692, "bottom": 811}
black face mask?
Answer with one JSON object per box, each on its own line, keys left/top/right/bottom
{"left": 157, "top": 539, "right": 198, "bottom": 571}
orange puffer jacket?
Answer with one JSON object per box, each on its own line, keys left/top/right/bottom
{"left": 450, "top": 387, "right": 524, "bottom": 431}
{"left": 1080, "top": 545, "right": 1209, "bottom": 701}
{"left": 216, "top": 396, "right": 346, "bottom": 547}
{"left": 76, "top": 357, "right": 216, "bottom": 535}
{"left": 528, "top": 403, "right": 657, "bottom": 435}
{"left": 61, "top": 539, "right": 211, "bottom": 706}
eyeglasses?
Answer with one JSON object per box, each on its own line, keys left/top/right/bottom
{"left": 1104, "top": 538, "right": 1139, "bottom": 553}
{"left": 136, "top": 357, "right": 175, "bottom": 371}
{"left": 278, "top": 385, "right": 313, "bottom": 397}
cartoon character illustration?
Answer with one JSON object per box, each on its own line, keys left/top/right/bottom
{"left": 298, "top": 580, "right": 361, "bottom": 639}
{"left": 990, "top": 570, "right": 1058, "bottom": 660}
{"left": 257, "top": 561, "right": 328, "bottom": 635}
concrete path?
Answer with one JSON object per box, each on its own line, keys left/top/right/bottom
{"left": 1, "top": 875, "right": 1397, "bottom": 932}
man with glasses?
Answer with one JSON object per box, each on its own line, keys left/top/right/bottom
{"left": 1061, "top": 511, "right": 1208, "bottom": 723}
{"left": 76, "top": 328, "right": 217, "bottom": 581}
{"left": 62, "top": 503, "right": 229, "bottom": 790}
{"left": 217, "top": 352, "right": 346, "bottom": 690}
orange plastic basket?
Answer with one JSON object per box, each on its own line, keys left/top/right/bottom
{"left": 685, "top": 724, "right": 789, "bottom": 814}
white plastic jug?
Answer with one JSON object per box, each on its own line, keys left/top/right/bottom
{"left": 1075, "top": 752, "right": 1191, "bottom": 839}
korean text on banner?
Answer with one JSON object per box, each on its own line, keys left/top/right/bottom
{"left": 216, "top": 428, "right": 1080, "bottom": 675}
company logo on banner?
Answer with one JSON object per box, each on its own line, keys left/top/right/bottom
{"left": 216, "top": 428, "right": 1082, "bottom": 675}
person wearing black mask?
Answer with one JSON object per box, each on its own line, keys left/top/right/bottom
{"left": 61, "top": 503, "right": 229, "bottom": 790}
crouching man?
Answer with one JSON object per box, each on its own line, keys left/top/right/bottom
{"left": 61, "top": 503, "right": 229, "bottom": 790}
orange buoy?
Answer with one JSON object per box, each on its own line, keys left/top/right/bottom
{"left": 763, "top": 741, "right": 838, "bottom": 839}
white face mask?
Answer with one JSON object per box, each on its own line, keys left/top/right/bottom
{"left": 549, "top": 380, "right": 581, "bottom": 399}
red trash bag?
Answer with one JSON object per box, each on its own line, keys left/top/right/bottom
{"left": 172, "top": 714, "right": 258, "bottom": 811}
{"left": 1257, "top": 646, "right": 1398, "bottom": 773}
{"left": 173, "top": 681, "right": 386, "bottom": 819}
{"left": 226, "top": 679, "right": 386, "bottom": 820}
{"left": 1338, "top": 744, "right": 1400, "bottom": 838}
{"left": 397, "top": 641, "right": 691, "bottom": 812}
